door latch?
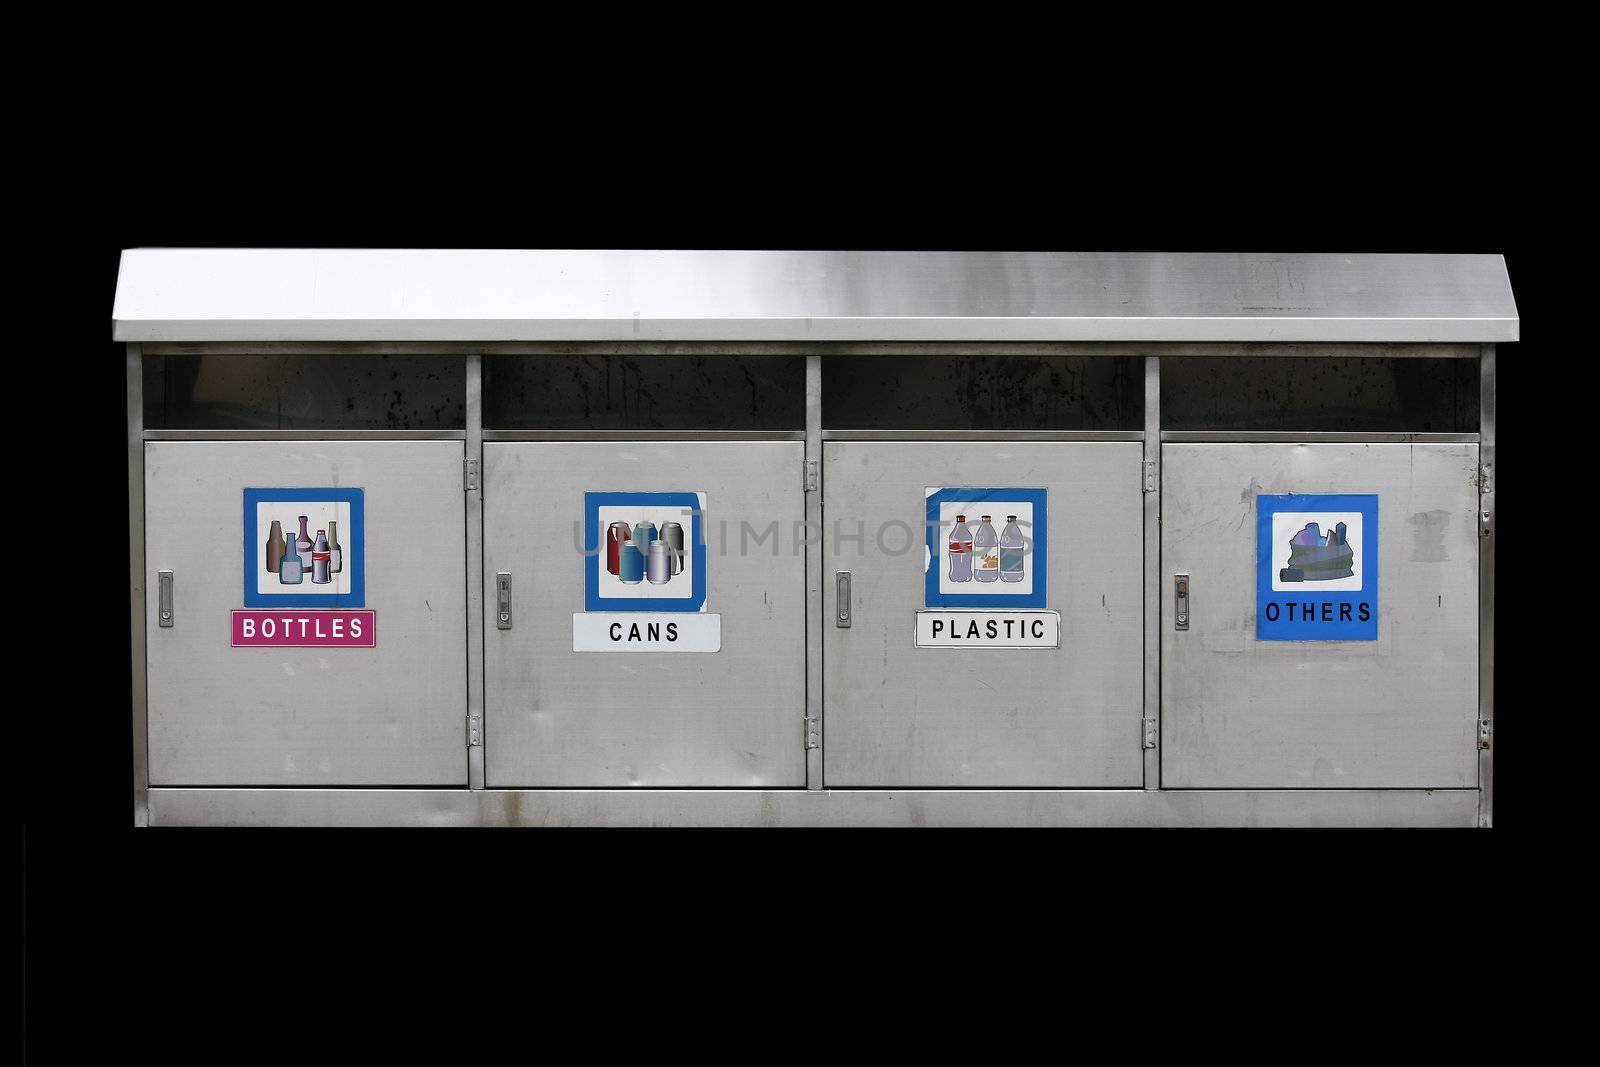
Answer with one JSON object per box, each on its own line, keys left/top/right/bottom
{"left": 835, "top": 571, "right": 851, "bottom": 627}
{"left": 1173, "top": 574, "right": 1189, "bottom": 630}
{"left": 496, "top": 572, "right": 512, "bottom": 630}
{"left": 158, "top": 571, "right": 174, "bottom": 628}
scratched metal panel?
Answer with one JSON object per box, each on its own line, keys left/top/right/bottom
{"left": 483, "top": 441, "right": 807, "bottom": 787}
{"left": 145, "top": 441, "right": 468, "bottom": 785}
{"left": 823, "top": 442, "right": 1145, "bottom": 787}
{"left": 1161, "top": 443, "right": 1479, "bottom": 788}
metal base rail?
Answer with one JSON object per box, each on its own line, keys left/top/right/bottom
{"left": 147, "top": 787, "right": 1479, "bottom": 828}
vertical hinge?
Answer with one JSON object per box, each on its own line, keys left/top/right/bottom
{"left": 1478, "top": 464, "right": 1493, "bottom": 495}
{"left": 1142, "top": 718, "right": 1158, "bottom": 749}
{"left": 467, "top": 715, "right": 482, "bottom": 747}
{"left": 804, "top": 460, "right": 819, "bottom": 493}
{"left": 1478, "top": 719, "right": 1492, "bottom": 751}
{"left": 805, "top": 717, "right": 820, "bottom": 749}
{"left": 464, "top": 458, "right": 480, "bottom": 492}
{"left": 1142, "top": 460, "right": 1157, "bottom": 493}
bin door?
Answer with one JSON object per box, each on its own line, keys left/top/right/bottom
{"left": 823, "top": 441, "right": 1145, "bottom": 787}
{"left": 145, "top": 441, "right": 468, "bottom": 786}
{"left": 1161, "top": 442, "right": 1479, "bottom": 788}
{"left": 483, "top": 441, "right": 806, "bottom": 787}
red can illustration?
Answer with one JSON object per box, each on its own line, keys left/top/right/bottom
{"left": 606, "top": 521, "right": 632, "bottom": 575}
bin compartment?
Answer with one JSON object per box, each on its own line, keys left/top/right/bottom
{"left": 823, "top": 441, "right": 1145, "bottom": 787}
{"left": 483, "top": 441, "right": 806, "bottom": 787}
{"left": 1161, "top": 442, "right": 1479, "bottom": 788}
{"left": 145, "top": 441, "right": 468, "bottom": 785}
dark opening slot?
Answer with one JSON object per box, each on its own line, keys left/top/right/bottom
{"left": 1161, "top": 356, "right": 1479, "bottom": 432}
{"left": 144, "top": 354, "right": 466, "bottom": 430}
{"left": 823, "top": 355, "right": 1142, "bottom": 430}
{"left": 483, "top": 354, "right": 805, "bottom": 430}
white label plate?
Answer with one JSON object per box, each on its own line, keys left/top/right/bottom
{"left": 914, "top": 609, "right": 1060, "bottom": 649}
{"left": 573, "top": 613, "right": 722, "bottom": 652}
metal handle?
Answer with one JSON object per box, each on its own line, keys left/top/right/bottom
{"left": 836, "top": 571, "right": 851, "bottom": 627}
{"left": 1173, "top": 573, "right": 1189, "bottom": 630}
{"left": 158, "top": 571, "right": 174, "bottom": 628}
{"left": 496, "top": 572, "right": 512, "bottom": 629}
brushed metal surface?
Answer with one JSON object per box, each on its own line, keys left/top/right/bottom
{"left": 113, "top": 250, "right": 1519, "bottom": 343}
{"left": 144, "top": 441, "right": 468, "bottom": 785}
{"left": 823, "top": 442, "right": 1145, "bottom": 787}
{"left": 482, "top": 441, "right": 807, "bottom": 787}
{"left": 128, "top": 345, "right": 149, "bottom": 825}
{"left": 804, "top": 355, "right": 824, "bottom": 788}
{"left": 1478, "top": 346, "right": 1495, "bottom": 826}
{"left": 1161, "top": 442, "right": 1479, "bottom": 788}
{"left": 146, "top": 787, "right": 1479, "bottom": 827}
{"left": 465, "top": 354, "right": 486, "bottom": 790}
{"left": 1142, "top": 357, "right": 1161, "bottom": 788}
{"left": 142, "top": 341, "right": 1485, "bottom": 358}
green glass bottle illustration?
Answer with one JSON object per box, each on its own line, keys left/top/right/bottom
{"left": 328, "top": 520, "right": 343, "bottom": 574}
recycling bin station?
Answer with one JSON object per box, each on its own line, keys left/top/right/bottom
{"left": 115, "top": 249, "right": 1516, "bottom": 826}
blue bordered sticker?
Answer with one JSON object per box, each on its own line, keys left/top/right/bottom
{"left": 584, "top": 491, "right": 707, "bottom": 613}
{"left": 924, "top": 487, "right": 1047, "bottom": 609}
{"left": 1256, "top": 493, "right": 1378, "bottom": 641}
{"left": 243, "top": 487, "right": 365, "bottom": 608}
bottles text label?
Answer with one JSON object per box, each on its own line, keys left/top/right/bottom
{"left": 232, "top": 609, "right": 376, "bottom": 648}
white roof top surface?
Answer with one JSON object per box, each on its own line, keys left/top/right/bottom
{"left": 112, "top": 248, "right": 1518, "bottom": 343}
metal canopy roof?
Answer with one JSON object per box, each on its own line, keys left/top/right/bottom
{"left": 112, "top": 249, "right": 1518, "bottom": 344}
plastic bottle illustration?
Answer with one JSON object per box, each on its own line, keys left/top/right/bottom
{"left": 279, "top": 536, "right": 304, "bottom": 585}
{"left": 948, "top": 515, "right": 973, "bottom": 582}
{"left": 328, "top": 520, "right": 343, "bottom": 574}
{"left": 311, "top": 530, "right": 332, "bottom": 584}
{"left": 266, "top": 520, "right": 284, "bottom": 573}
{"left": 973, "top": 516, "right": 1000, "bottom": 582}
{"left": 647, "top": 539, "right": 672, "bottom": 584}
{"left": 296, "top": 516, "right": 314, "bottom": 564}
{"left": 1000, "top": 515, "right": 1025, "bottom": 583}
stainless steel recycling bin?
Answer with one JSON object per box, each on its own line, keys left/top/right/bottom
{"left": 115, "top": 249, "right": 1514, "bottom": 826}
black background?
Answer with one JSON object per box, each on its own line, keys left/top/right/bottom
{"left": 27, "top": 70, "right": 1546, "bottom": 1037}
